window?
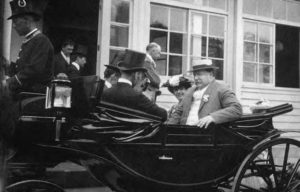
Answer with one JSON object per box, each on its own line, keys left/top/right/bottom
{"left": 243, "top": 21, "right": 274, "bottom": 84}
{"left": 109, "top": 0, "right": 131, "bottom": 63}
{"left": 190, "top": 12, "right": 225, "bottom": 80}
{"left": 150, "top": 5, "right": 188, "bottom": 76}
{"left": 150, "top": 4, "right": 226, "bottom": 79}
{"left": 172, "top": 0, "right": 227, "bottom": 11}
{"left": 275, "top": 25, "right": 300, "bottom": 88}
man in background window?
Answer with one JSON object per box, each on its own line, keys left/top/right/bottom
{"left": 53, "top": 39, "right": 75, "bottom": 76}
{"left": 67, "top": 45, "right": 87, "bottom": 79}
{"left": 144, "top": 42, "right": 162, "bottom": 102}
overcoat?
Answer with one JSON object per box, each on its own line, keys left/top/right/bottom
{"left": 102, "top": 82, "right": 167, "bottom": 121}
{"left": 167, "top": 80, "right": 243, "bottom": 125}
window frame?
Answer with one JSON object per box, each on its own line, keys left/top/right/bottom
{"left": 242, "top": 19, "right": 275, "bottom": 87}
{"left": 109, "top": 0, "right": 133, "bottom": 54}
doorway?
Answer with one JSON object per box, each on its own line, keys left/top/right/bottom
{"left": 44, "top": 0, "right": 100, "bottom": 75}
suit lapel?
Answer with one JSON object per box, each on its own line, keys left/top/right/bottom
{"left": 183, "top": 86, "right": 196, "bottom": 115}
{"left": 197, "top": 80, "right": 216, "bottom": 113}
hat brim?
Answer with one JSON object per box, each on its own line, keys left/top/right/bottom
{"left": 117, "top": 66, "right": 147, "bottom": 72}
{"left": 188, "top": 66, "right": 219, "bottom": 72}
{"left": 105, "top": 64, "right": 119, "bottom": 71}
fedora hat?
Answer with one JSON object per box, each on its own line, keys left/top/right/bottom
{"left": 73, "top": 45, "right": 88, "bottom": 57}
{"left": 117, "top": 49, "right": 147, "bottom": 72}
{"left": 189, "top": 59, "right": 219, "bottom": 72}
{"left": 8, "top": 0, "right": 48, "bottom": 20}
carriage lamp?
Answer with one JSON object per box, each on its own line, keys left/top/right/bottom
{"left": 46, "top": 79, "right": 72, "bottom": 109}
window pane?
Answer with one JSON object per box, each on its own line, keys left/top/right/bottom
{"left": 170, "top": 8, "right": 187, "bottom": 32}
{"left": 150, "top": 30, "right": 168, "bottom": 52}
{"left": 259, "top": 65, "right": 272, "bottom": 83}
{"left": 244, "top": 42, "right": 257, "bottom": 62}
{"left": 259, "top": 44, "right": 271, "bottom": 63}
{"left": 259, "top": 24, "right": 272, "bottom": 43}
{"left": 287, "top": 1, "right": 300, "bottom": 23}
{"left": 191, "top": 36, "right": 206, "bottom": 57}
{"left": 209, "top": 0, "right": 227, "bottom": 10}
{"left": 192, "top": 13, "right": 207, "bottom": 35}
{"left": 109, "top": 49, "right": 120, "bottom": 64}
{"left": 244, "top": 22, "right": 257, "bottom": 41}
{"left": 243, "top": 0, "right": 257, "bottom": 15}
{"left": 257, "top": 0, "right": 272, "bottom": 17}
{"left": 243, "top": 63, "right": 257, "bottom": 82}
{"left": 274, "top": 0, "right": 286, "bottom": 20}
{"left": 111, "top": 0, "right": 130, "bottom": 23}
{"left": 156, "top": 54, "right": 167, "bottom": 75}
{"left": 212, "top": 59, "right": 223, "bottom": 80}
{"left": 169, "top": 55, "right": 182, "bottom": 76}
{"left": 170, "top": 33, "right": 187, "bottom": 54}
{"left": 150, "top": 5, "right": 168, "bottom": 29}
{"left": 208, "top": 38, "right": 224, "bottom": 58}
{"left": 209, "top": 15, "right": 225, "bottom": 37}
{"left": 110, "top": 25, "right": 129, "bottom": 47}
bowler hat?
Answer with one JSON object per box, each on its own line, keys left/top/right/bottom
{"left": 73, "top": 45, "right": 88, "bottom": 57}
{"left": 189, "top": 59, "right": 219, "bottom": 72}
{"left": 8, "top": 0, "right": 48, "bottom": 20}
{"left": 117, "top": 49, "right": 147, "bottom": 72}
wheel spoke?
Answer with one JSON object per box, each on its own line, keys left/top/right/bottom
{"left": 251, "top": 162, "right": 273, "bottom": 187}
{"left": 268, "top": 147, "right": 279, "bottom": 190}
{"left": 280, "top": 143, "right": 290, "bottom": 187}
{"left": 286, "top": 159, "right": 300, "bottom": 189}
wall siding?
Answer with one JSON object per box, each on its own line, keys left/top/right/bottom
{"left": 241, "top": 86, "right": 300, "bottom": 133}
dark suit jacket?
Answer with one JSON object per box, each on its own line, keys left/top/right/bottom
{"left": 102, "top": 82, "right": 167, "bottom": 121}
{"left": 167, "top": 80, "right": 243, "bottom": 125}
{"left": 67, "top": 64, "right": 81, "bottom": 79}
{"left": 53, "top": 52, "right": 70, "bottom": 75}
{"left": 8, "top": 32, "right": 54, "bottom": 93}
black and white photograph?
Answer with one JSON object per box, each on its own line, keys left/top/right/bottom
{"left": 0, "top": 0, "right": 300, "bottom": 191}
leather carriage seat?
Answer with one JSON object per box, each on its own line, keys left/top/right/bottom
{"left": 230, "top": 103, "right": 293, "bottom": 128}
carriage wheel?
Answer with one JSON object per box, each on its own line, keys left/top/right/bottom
{"left": 6, "top": 180, "right": 65, "bottom": 192}
{"left": 232, "top": 138, "right": 300, "bottom": 192}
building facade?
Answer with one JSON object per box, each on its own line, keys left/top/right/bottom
{"left": 1, "top": 0, "right": 300, "bottom": 135}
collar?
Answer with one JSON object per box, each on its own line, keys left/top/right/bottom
{"left": 146, "top": 53, "right": 156, "bottom": 68}
{"left": 61, "top": 51, "right": 70, "bottom": 63}
{"left": 118, "top": 78, "right": 132, "bottom": 86}
{"left": 105, "top": 81, "right": 112, "bottom": 88}
{"left": 25, "top": 28, "right": 38, "bottom": 39}
{"left": 72, "top": 62, "right": 80, "bottom": 71}
{"left": 23, "top": 28, "right": 40, "bottom": 44}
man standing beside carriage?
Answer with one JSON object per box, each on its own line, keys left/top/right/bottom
{"left": 5, "top": 0, "right": 54, "bottom": 98}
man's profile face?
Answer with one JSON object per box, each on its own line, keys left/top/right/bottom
{"left": 193, "top": 70, "right": 213, "bottom": 89}
{"left": 62, "top": 45, "right": 74, "bottom": 57}
{"left": 12, "top": 17, "right": 29, "bottom": 36}
{"left": 78, "top": 56, "right": 87, "bottom": 67}
{"left": 150, "top": 46, "right": 161, "bottom": 60}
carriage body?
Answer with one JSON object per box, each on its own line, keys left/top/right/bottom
{"left": 4, "top": 76, "right": 300, "bottom": 192}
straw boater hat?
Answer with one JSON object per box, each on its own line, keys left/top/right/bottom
{"left": 8, "top": 0, "right": 48, "bottom": 20}
{"left": 189, "top": 59, "right": 219, "bottom": 72}
{"left": 117, "top": 49, "right": 147, "bottom": 72}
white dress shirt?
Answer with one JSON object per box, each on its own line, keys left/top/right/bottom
{"left": 186, "top": 85, "right": 208, "bottom": 125}
{"left": 118, "top": 78, "right": 132, "bottom": 86}
{"left": 61, "top": 51, "right": 70, "bottom": 64}
{"left": 71, "top": 62, "right": 80, "bottom": 71}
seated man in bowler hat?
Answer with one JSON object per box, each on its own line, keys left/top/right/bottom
{"left": 6, "top": 0, "right": 54, "bottom": 97}
{"left": 67, "top": 45, "right": 88, "bottom": 79}
{"left": 102, "top": 49, "right": 167, "bottom": 121}
{"left": 167, "top": 59, "right": 242, "bottom": 128}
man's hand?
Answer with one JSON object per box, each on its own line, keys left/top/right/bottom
{"left": 196, "top": 115, "right": 215, "bottom": 129}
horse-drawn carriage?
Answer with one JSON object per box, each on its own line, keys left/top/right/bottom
{"left": 1, "top": 75, "right": 300, "bottom": 192}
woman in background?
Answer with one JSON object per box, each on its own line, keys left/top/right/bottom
{"left": 162, "top": 75, "right": 192, "bottom": 119}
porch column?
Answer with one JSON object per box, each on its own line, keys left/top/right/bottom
{"left": 1, "top": 0, "right": 12, "bottom": 60}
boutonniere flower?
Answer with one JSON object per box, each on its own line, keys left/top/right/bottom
{"left": 202, "top": 94, "right": 209, "bottom": 102}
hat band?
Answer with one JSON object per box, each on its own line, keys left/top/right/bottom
{"left": 192, "top": 64, "right": 218, "bottom": 71}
